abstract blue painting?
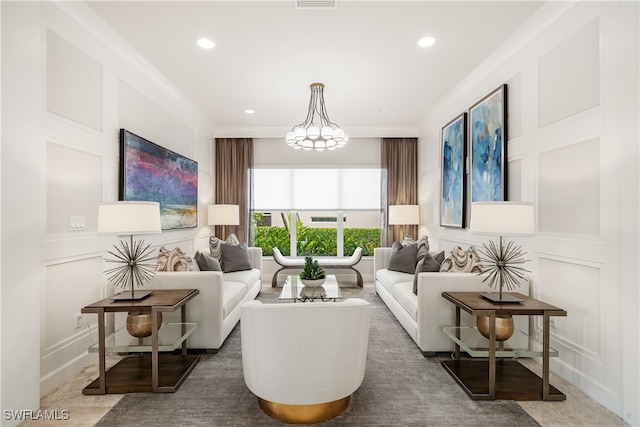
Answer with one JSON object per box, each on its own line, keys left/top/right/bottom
{"left": 441, "top": 113, "right": 466, "bottom": 228}
{"left": 119, "top": 129, "right": 198, "bottom": 230}
{"left": 470, "top": 85, "right": 507, "bottom": 202}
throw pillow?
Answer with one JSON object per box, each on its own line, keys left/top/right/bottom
{"left": 157, "top": 247, "right": 197, "bottom": 272}
{"left": 415, "top": 235, "right": 430, "bottom": 262}
{"left": 220, "top": 242, "right": 252, "bottom": 273}
{"left": 400, "top": 235, "right": 430, "bottom": 262}
{"left": 194, "top": 251, "right": 222, "bottom": 271}
{"left": 439, "top": 246, "right": 483, "bottom": 273}
{"left": 413, "top": 251, "right": 445, "bottom": 294}
{"left": 387, "top": 241, "right": 418, "bottom": 274}
{"left": 209, "top": 233, "right": 240, "bottom": 262}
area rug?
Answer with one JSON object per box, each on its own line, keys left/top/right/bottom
{"left": 95, "top": 285, "right": 540, "bottom": 426}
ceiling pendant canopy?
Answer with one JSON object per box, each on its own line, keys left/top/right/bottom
{"left": 285, "top": 83, "right": 349, "bottom": 151}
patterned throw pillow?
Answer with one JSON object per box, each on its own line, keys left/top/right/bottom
{"left": 439, "top": 246, "right": 483, "bottom": 273}
{"left": 156, "top": 247, "right": 197, "bottom": 272}
{"left": 209, "top": 233, "right": 240, "bottom": 263}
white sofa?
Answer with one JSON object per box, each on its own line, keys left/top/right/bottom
{"left": 374, "top": 247, "right": 529, "bottom": 356}
{"left": 148, "top": 247, "right": 262, "bottom": 351}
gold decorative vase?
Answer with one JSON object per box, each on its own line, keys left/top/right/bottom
{"left": 476, "top": 315, "right": 514, "bottom": 341}
{"left": 126, "top": 310, "right": 162, "bottom": 338}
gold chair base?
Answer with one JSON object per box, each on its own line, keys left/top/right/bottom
{"left": 258, "top": 396, "right": 350, "bottom": 424}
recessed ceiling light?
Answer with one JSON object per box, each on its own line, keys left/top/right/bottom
{"left": 197, "top": 38, "right": 215, "bottom": 49}
{"left": 417, "top": 36, "right": 436, "bottom": 48}
{"left": 245, "top": 109, "right": 255, "bottom": 114}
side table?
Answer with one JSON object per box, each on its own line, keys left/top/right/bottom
{"left": 81, "top": 289, "right": 199, "bottom": 394}
{"left": 441, "top": 291, "right": 567, "bottom": 401}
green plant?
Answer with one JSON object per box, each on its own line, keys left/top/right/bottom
{"left": 299, "top": 256, "right": 326, "bottom": 280}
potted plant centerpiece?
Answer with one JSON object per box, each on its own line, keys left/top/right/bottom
{"left": 299, "top": 256, "right": 326, "bottom": 287}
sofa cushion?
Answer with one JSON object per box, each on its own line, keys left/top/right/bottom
{"left": 387, "top": 242, "right": 418, "bottom": 274}
{"left": 195, "top": 251, "right": 222, "bottom": 271}
{"left": 222, "top": 280, "right": 249, "bottom": 318}
{"left": 221, "top": 242, "right": 252, "bottom": 272}
{"left": 223, "top": 268, "right": 261, "bottom": 288}
{"left": 376, "top": 268, "right": 413, "bottom": 294}
{"left": 391, "top": 282, "right": 418, "bottom": 322}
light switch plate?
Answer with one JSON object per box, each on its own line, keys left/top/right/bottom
{"left": 68, "top": 216, "right": 86, "bottom": 231}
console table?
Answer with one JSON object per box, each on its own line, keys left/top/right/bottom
{"left": 81, "top": 289, "right": 199, "bottom": 394}
{"left": 441, "top": 291, "right": 567, "bottom": 401}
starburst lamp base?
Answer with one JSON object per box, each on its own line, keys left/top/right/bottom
{"left": 477, "top": 235, "right": 528, "bottom": 304}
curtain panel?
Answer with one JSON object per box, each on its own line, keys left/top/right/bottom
{"left": 214, "top": 138, "right": 254, "bottom": 242}
{"left": 381, "top": 137, "right": 418, "bottom": 245}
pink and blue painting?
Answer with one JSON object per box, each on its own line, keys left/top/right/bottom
{"left": 470, "top": 85, "right": 507, "bottom": 202}
{"left": 440, "top": 113, "right": 466, "bottom": 228}
{"left": 119, "top": 129, "right": 198, "bottom": 230}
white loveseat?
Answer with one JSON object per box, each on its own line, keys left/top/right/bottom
{"left": 148, "top": 247, "right": 262, "bottom": 351}
{"left": 374, "top": 247, "right": 529, "bottom": 356}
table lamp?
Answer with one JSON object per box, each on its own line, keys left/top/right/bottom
{"left": 98, "top": 201, "right": 162, "bottom": 300}
{"left": 388, "top": 205, "right": 420, "bottom": 240}
{"left": 469, "top": 201, "right": 534, "bottom": 303}
{"left": 208, "top": 204, "right": 240, "bottom": 238}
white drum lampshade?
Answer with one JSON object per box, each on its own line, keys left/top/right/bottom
{"left": 388, "top": 205, "right": 420, "bottom": 225}
{"left": 98, "top": 201, "right": 162, "bottom": 235}
{"left": 208, "top": 204, "right": 240, "bottom": 226}
{"left": 97, "top": 201, "right": 161, "bottom": 300}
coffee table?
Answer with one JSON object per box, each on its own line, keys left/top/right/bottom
{"left": 279, "top": 275, "right": 343, "bottom": 302}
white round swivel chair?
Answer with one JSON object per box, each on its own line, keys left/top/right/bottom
{"left": 241, "top": 298, "right": 370, "bottom": 424}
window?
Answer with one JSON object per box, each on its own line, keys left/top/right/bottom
{"left": 252, "top": 169, "right": 381, "bottom": 257}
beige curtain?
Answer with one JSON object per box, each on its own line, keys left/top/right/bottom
{"left": 381, "top": 137, "right": 418, "bottom": 245}
{"left": 214, "top": 138, "right": 254, "bottom": 242}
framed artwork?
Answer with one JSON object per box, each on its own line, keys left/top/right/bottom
{"left": 440, "top": 113, "right": 466, "bottom": 228}
{"left": 469, "top": 84, "right": 507, "bottom": 202}
{"left": 119, "top": 129, "right": 198, "bottom": 230}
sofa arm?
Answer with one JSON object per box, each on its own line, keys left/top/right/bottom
{"left": 373, "top": 247, "right": 392, "bottom": 272}
{"left": 248, "top": 247, "right": 263, "bottom": 271}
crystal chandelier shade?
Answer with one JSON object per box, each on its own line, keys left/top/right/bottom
{"left": 285, "top": 83, "right": 349, "bottom": 151}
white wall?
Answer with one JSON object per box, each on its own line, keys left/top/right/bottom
{"left": 418, "top": 2, "right": 639, "bottom": 424}
{"left": 1, "top": 2, "right": 215, "bottom": 423}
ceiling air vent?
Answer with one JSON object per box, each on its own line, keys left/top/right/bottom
{"left": 295, "top": 0, "right": 337, "bottom": 9}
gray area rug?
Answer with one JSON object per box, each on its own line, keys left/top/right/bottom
{"left": 95, "top": 285, "right": 540, "bottom": 426}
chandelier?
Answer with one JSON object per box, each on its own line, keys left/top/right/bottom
{"left": 285, "top": 83, "right": 349, "bottom": 151}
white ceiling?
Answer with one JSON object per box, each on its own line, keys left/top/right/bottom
{"left": 87, "top": 1, "right": 545, "bottom": 136}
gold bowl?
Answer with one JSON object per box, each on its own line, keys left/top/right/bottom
{"left": 126, "top": 310, "right": 163, "bottom": 338}
{"left": 476, "top": 315, "right": 514, "bottom": 341}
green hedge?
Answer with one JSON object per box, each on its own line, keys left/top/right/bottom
{"left": 254, "top": 224, "right": 379, "bottom": 257}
